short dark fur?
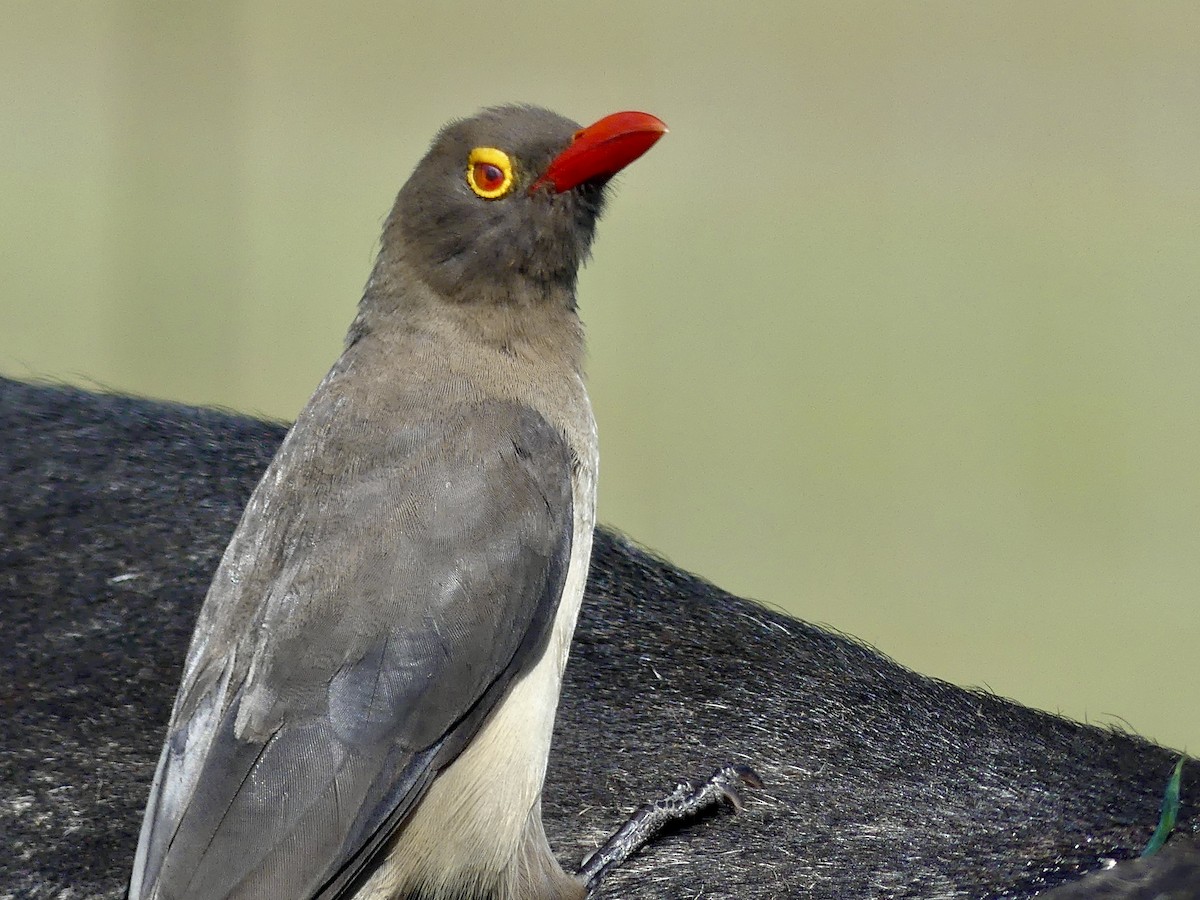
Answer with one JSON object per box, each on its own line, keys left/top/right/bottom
{"left": 2, "top": 377, "right": 1197, "bottom": 898}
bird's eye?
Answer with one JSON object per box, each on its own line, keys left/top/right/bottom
{"left": 467, "top": 147, "right": 514, "bottom": 199}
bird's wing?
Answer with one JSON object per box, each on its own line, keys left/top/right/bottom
{"left": 130, "top": 398, "right": 575, "bottom": 900}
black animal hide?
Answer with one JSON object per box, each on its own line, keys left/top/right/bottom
{"left": 1, "top": 377, "right": 1196, "bottom": 898}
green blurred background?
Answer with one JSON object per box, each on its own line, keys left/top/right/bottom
{"left": 3, "top": 3, "right": 1197, "bottom": 752}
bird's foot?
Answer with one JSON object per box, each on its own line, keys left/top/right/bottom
{"left": 576, "top": 763, "right": 762, "bottom": 893}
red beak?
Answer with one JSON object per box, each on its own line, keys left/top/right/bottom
{"left": 531, "top": 111, "right": 668, "bottom": 194}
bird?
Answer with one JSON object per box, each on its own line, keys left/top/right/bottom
{"left": 128, "top": 105, "right": 672, "bottom": 900}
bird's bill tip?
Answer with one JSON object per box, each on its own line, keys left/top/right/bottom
{"left": 531, "top": 111, "right": 667, "bottom": 194}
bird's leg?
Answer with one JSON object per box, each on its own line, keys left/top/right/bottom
{"left": 576, "top": 763, "right": 762, "bottom": 893}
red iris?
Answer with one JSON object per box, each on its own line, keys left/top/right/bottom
{"left": 473, "top": 162, "right": 506, "bottom": 193}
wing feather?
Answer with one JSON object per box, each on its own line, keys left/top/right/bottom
{"left": 131, "top": 397, "right": 574, "bottom": 900}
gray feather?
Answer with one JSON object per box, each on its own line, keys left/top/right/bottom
{"left": 132, "top": 396, "right": 574, "bottom": 900}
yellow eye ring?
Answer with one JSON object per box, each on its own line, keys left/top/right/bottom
{"left": 467, "top": 147, "right": 514, "bottom": 199}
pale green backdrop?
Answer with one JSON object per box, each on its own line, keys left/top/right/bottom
{"left": 3, "top": 3, "right": 1197, "bottom": 753}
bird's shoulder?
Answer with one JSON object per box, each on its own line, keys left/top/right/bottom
{"left": 185, "top": 376, "right": 576, "bottom": 689}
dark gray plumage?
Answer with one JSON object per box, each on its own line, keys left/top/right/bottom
{"left": 126, "top": 105, "right": 665, "bottom": 899}
{"left": 134, "top": 402, "right": 573, "bottom": 899}
{"left": 382, "top": 106, "right": 605, "bottom": 306}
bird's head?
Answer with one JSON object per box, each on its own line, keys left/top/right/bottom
{"left": 374, "top": 105, "right": 666, "bottom": 309}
